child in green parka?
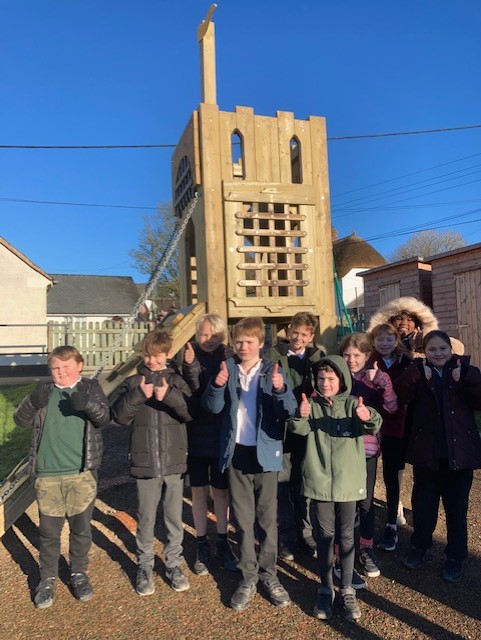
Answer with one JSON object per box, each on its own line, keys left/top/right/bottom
{"left": 289, "top": 355, "right": 381, "bottom": 622}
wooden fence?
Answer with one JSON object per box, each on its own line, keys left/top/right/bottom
{"left": 47, "top": 321, "right": 152, "bottom": 369}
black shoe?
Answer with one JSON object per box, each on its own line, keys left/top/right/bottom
{"left": 230, "top": 582, "right": 257, "bottom": 611}
{"left": 377, "top": 525, "right": 398, "bottom": 552}
{"left": 261, "top": 578, "right": 291, "bottom": 607}
{"left": 402, "top": 546, "right": 426, "bottom": 569}
{"left": 278, "top": 543, "right": 295, "bottom": 561}
{"left": 193, "top": 540, "right": 211, "bottom": 576}
{"left": 442, "top": 558, "right": 462, "bottom": 583}
{"left": 298, "top": 535, "right": 317, "bottom": 558}
{"left": 359, "top": 547, "right": 381, "bottom": 578}
{"left": 333, "top": 559, "right": 366, "bottom": 589}
{"left": 136, "top": 566, "right": 155, "bottom": 596}
{"left": 34, "top": 577, "right": 56, "bottom": 609}
{"left": 313, "top": 585, "right": 334, "bottom": 620}
{"left": 70, "top": 572, "right": 93, "bottom": 602}
{"left": 166, "top": 566, "right": 190, "bottom": 592}
{"left": 340, "top": 586, "right": 361, "bottom": 620}
{"left": 216, "top": 539, "right": 238, "bottom": 572}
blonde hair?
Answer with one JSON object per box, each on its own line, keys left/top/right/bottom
{"left": 195, "top": 313, "right": 227, "bottom": 343}
{"left": 232, "top": 317, "right": 265, "bottom": 343}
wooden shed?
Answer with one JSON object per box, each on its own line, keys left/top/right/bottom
{"left": 429, "top": 242, "right": 481, "bottom": 366}
{"left": 361, "top": 257, "right": 433, "bottom": 322}
{"left": 170, "top": 6, "right": 337, "bottom": 350}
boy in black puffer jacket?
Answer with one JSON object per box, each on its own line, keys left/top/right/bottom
{"left": 111, "top": 329, "right": 192, "bottom": 597}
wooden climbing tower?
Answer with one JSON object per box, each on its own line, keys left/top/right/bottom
{"left": 172, "top": 5, "right": 337, "bottom": 349}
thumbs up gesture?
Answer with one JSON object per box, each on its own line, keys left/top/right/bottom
{"left": 271, "top": 363, "right": 284, "bottom": 392}
{"left": 299, "top": 392, "right": 311, "bottom": 418}
{"left": 356, "top": 396, "right": 370, "bottom": 422}
{"left": 184, "top": 341, "right": 195, "bottom": 365}
{"left": 452, "top": 358, "right": 462, "bottom": 382}
{"left": 423, "top": 364, "right": 432, "bottom": 380}
{"left": 215, "top": 361, "right": 229, "bottom": 387}
{"left": 140, "top": 375, "right": 154, "bottom": 399}
{"left": 366, "top": 360, "right": 379, "bottom": 382}
{"left": 153, "top": 376, "right": 169, "bottom": 402}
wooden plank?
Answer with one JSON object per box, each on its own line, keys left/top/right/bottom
{"left": 219, "top": 112, "right": 238, "bottom": 181}
{"left": 254, "top": 115, "right": 274, "bottom": 183}
{"left": 294, "top": 118, "right": 313, "bottom": 185}
{"left": 237, "top": 246, "right": 308, "bottom": 254}
{"left": 235, "top": 211, "right": 306, "bottom": 221}
{"left": 276, "top": 110, "right": 296, "bottom": 184}
{"left": 223, "top": 181, "right": 315, "bottom": 204}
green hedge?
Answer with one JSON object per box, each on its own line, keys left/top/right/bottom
{"left": 0, "top": 385, "right": 34, "bottom": 480}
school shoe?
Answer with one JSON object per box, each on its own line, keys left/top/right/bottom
{"left": 261, "top": 578, "right": 291, "bottom": 607}
{"left": 313, "top": 585, "right": 334, "bottom": 620}
{"left": 278, "top": 543, "right": 295, "bottom": 561}
{"left": 402, "top": 546, "right": 426, "bottom": 569}
{"left": 216, "top": 539, "right": 239, "bottom": 572}
{"left": 442, "top": 558, "right": 462, "bottom": 583}
{"left": 229, "top": 582, "right": 257, "bottom": 611}
{"left": 34, "top": 577, "right": 56, "bottom": 609}
{"left": 70, "top": 572, "right": 93, "bottom": 602}
{"left": 340, "top": 586, "right": 361, "bottom": 621}
{"left": 333, "top": 559, "right": 367, "bottom": 589}
{"left": 397, "top": 501, "right": 407, "bottom": 526}
{"left": 166, "top": 566, "right": 190, "bottom": 592}
{"left": 193, "top": 540, "right": 211, "bottom": 576}
{"left": 359, "top": 547, "right": 381, "bottom": 578}
{"left": 136, "top": 566, "right": 155, "bottom": 596}
{"left": 378, "top": 525, "right": 398, "bottom": 551}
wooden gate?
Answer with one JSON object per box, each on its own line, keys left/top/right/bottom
{"left": 455, "top": 269, "right": 481, "bottom": 366}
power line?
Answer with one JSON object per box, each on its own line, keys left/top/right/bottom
{"left": 0, "top": 197, "right": 158, "bottom": 211}
{"left": 1, "top": 124, "right": 480, "bottom": 150}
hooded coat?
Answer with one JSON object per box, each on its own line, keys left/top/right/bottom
{"left": 288, "top": 356, "right": 382, "bottom": 502}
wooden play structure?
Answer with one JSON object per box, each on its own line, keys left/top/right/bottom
{"left": 0, "top": 4, "right": 338, "bottom": 536}
{"left": 173, "top": 4, "right": 337, "bottom": 348}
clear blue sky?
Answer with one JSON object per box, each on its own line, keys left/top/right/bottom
{"left": 1, "top": 0, "right": 480, "bottom": 282}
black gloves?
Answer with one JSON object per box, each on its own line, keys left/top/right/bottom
{"left": 70, "top": 380, "right": 89, "bottom": 412}
{"left": 30, "top": 385, "right": 50, "bottom": 410}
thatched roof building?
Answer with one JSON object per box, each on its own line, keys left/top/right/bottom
{"left": 333, "top": 232, "right": 386, "bottom": 278}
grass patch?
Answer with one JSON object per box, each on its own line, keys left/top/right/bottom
{"left": 0, "top": 384, "right": 34, "bottom": 480}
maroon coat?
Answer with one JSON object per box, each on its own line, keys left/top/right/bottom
{"left": 368, "top": 352, "right": 411, "bottom": 438}
{"left": 395, "top": 356, "right": 481, "bottom": 471}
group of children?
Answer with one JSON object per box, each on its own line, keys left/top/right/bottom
{"left": 14, "top": 301, "right": 481, "bottom": 622}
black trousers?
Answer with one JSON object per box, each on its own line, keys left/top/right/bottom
{"left": 228, "top": 445, "right": 279, "bottom": 585}
{"left": 381, "top": 434, "right": 408, "bottom": 524}
{"left": 411, "top": 461, "right": 473, "bottom": 561}
{"left": 312, "top": 500, "right": 357, "bottom": 590}
{"left": 358, "top": 455, "right": 377, "bottom": 543}
{"left": 278, "top": 451, "right": 312, "bottom": 544}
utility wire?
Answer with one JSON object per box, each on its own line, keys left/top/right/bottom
{"left": 1, "top": 124, "right": 480, "bottom": 150}
{"left": 0, "top": 197, "right": 157, "bottom": 211}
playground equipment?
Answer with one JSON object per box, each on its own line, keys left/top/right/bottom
{"left": 1, "top": 4, "right": 338, "bottom": 535}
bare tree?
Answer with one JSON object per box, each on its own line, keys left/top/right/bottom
{"left": 129, "top": 202, "right": 179, "bottom": 298}
{"left": 390, "top": 230, "right": 467, "bottom": 262}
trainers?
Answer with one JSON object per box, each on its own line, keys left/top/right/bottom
{"left": 402, "top": 546, "right": 426, "bottom": 569}
{"left": 397, "top": 501, "right": 407, "bottom": 526}
{"left": 313, "top": 585, "right": 334, "bottom": 620}
{"left": 442, "top": 558, "right": 462, "bottom": 583}
{"left": 136, "top": 566, "right": 155, "bottom": 596}
{"left": 262, "top": 579, "right": 291, "bottom": 607}
{"left": 378, "top": 525, "right": 398, "bottom": 551}
{"left": 216, "top": 539, "right": 238, "bottom": 572}
{"left": 278, "top": 543, "right": 295, "bottom": 561}
{"left": 340, "top": 586, "right": 361, "bottom": 620}
{"left": 34, "top": 577, "right": 56, "bottom": 609}
{"left": 193, "top": 541, "right": 211, "bottom": 576}
{"left": 298, "top": 535, "right": 317, "bottom": 558}
{"left": 229, "top": 582, "right": 257, "bottom": 611}
{"left": 333, "top": 559, "right": 366, "bottom": 589}
{"left": 70, "top": 572, "right": 93, "bottom": 602}
{"left": 166, "top": 566, "right": 190, "bottom": 592}
{"left": 359, "top": 547, "right": 381, "bottom": 578}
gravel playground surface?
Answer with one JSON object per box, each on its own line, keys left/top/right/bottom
{"left": 1, "top": 423, "right": 481, "bottom": 640}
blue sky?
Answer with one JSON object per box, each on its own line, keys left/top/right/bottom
{"left": 1, "top": 0, "right": 480, "bottom": 282}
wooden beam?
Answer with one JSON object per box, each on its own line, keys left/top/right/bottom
{"left": 197, "top": 4, "right": 217, "bottom": 104}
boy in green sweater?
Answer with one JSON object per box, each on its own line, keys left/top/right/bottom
{"left": 289, "top": 355, "right": 381, "bottom": 621}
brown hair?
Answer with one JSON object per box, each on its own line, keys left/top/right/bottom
{"left": 339, "top": 332, "right": 371, "bottom": 356}
{"left": 232, "top": 317, "right": 265, "bottom": 343}
{"left": 47, "top": 345, "right": 84, "bottom": 366}
{"left": 370, "top": 323, "right": 408, "bottom": 356}
{"left": 141, "top": 329, "right": 173, "bottom": 356}
{"left": 290, "top": 312, "right": 318, "bottom": 333}
{"left": 422, "top": 329, "right": 452, "bottom": 350}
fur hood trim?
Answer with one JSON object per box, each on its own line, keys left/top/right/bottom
{"left": 367, "top": 297, "right": 438, "bottom": 333}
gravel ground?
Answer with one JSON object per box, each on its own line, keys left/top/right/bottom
{"left": 1, "top": 423, "right": 480, "bottom": 640}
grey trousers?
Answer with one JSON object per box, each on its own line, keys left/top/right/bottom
{"left": 136, "top": 474, "right": 185, "bottom": 570}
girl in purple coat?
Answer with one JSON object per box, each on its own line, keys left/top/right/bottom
{"left": 396, "top": 330, "right": 481, "bottom": 582}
